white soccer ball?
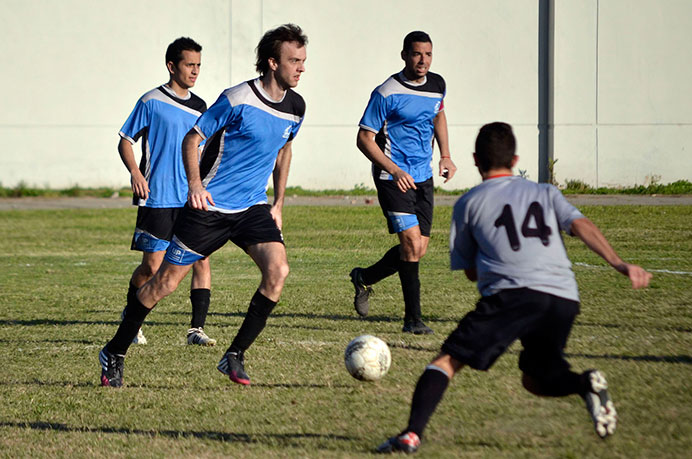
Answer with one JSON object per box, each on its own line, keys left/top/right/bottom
{"left": 344, "top": 335, "right": 391, "bottom": 381}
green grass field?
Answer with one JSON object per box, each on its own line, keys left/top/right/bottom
{"left": 0, "top": 204, "right": 690, "bottom": 457}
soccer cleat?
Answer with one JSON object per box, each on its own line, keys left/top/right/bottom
{"left": 402, "top": 321, "right": 434, "bottom": 335}
{"left": 350, "top": 267, "right": 373, "bottom": 317}
{"left": 583, "top": 370, "right": 617, "bottom": 438}
{"left": 132, "top": 328, "right": 147, "bottom": 345}
{"left": 121, "top": 308, "right": 147, "bottom": 345}
{"left": 217, "top": 350, "right": 250, "bottom": 385}
{"left": 187, "top": 327, "right": 217, "bottom": 346}
{"left": 99, "top": 347, "right": 124, "bottom": 388}
{"left": 376, "top": 431, "right": 421, "bottom": 454}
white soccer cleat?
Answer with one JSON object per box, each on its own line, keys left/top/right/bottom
{"left": 132, "top": 328, "right": 147, "bottom": 345}
{"left": 583, "top": 370, "right": 617, "bottom": 438}
{"left": 187, "top": 327, "right": 216, "bottom": 346}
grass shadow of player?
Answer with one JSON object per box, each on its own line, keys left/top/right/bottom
{"left": 0, "top": 420, "right": 357, "bottom": 444}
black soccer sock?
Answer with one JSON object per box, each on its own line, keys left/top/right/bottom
{"left": 406, "top": 366, "right": 451, "bottom": 438}
{"left": 361, "top": 245, "right": 401, "bottom": 285}
{"left": 190, "top": 288, "right": 211, "bottom": 329}
{"left": 526, "top": 370, "right": 585, "bottom": 397}
{"left": 398, "top": 260, "right": 421, "bottom": 323}
{"left": 106, "top": 293, "right": 152, "bottom": 356}
{"left": 126, "top": 281, "right": 138, "bottom": 307}
{"left": 228, "top": 290, "right": 277, "bottom": 353}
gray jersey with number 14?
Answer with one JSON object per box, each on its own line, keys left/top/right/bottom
{"left": 450, "top": 176, "right": 585, "bottom": 301}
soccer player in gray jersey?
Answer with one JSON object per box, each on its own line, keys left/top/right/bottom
{"left": 377, "top": 122, "right": 652, "bottom": 454}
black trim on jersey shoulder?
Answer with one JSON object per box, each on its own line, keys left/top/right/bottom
{"left": 156, "top": 86, "right": 207, "bottom": 113}
{"left": 199, "top": 129, "right": 224, "bottom": 180}
{"left": 246, "top": 81, "right": 305, "bottom": 118}
{"left": 393, "top": 72, "right": 446, "bottom": 95}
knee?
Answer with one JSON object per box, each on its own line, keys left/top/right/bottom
{"left": 273, "top": 261, "right": 290, "bottom": 284}
{"left": 400, "top": 240, "right": 425, "bottom": 261}
{"left": 139, "top": 261, "right": 160, "bottom": 279}
{"left": 263, "top": 260, "right": 289, "bottom": 289}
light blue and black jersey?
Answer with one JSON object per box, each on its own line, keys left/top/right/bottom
{"left": 359, "top": 71, "right": 445, "bottom": 183}
{"left": 194, "top": 79, "right": 305, "bottom": 212}
{"left": 119, "top": 85, "right": 206, "bottom": 208}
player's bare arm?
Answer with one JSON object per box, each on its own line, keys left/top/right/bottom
{"left": 182, "top": 129, "right": 215, "bottom": 211}
{"left": 270, "top": 141, "right": 293, "bottom": 230}
{"left": 433, "top": 110, "right": 456, "bottom": 183}
{"left": 570, "top": 217, "right": 652, "bottom": 289}
{"left": 356, "top": 128, "right": 416, "bottom": 192}
{"left": 118, "top": 137, "right": 149, "bottom": 200}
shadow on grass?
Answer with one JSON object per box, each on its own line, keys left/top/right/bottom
{"left": 0, "top": 379, "right": 353, "bottom": 390}
{"left": 0, "top": 421, "right": 356, "bottom": 444}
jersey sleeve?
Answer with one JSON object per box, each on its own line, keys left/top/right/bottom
{"left": 119, "top": 98, "right": 150, "bottom": 144}
{"left": 358, "top": 90, "right": 388, "bottom": 133}
{"left": 194, "top": 93, "right": 237, "bottom": 140}
{"left": 450, "top": 198, "right": 477, "bottom": 270}
{"left": 288, "top": 116, "right": 304, "bottom": 141}
{"left": 548, "top": 186, "right": 585, "bottom": 235}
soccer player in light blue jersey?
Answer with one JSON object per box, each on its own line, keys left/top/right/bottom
{"left": 117, "top": 37, "right": 215, "bottom": 347}
{"left": 350, "top": 31, "right": 457, "bottom": 334}
{"left": 377, "top": 122, "right": 652, "bottom": 454}
{"left": 100, "top": 24, "right": 308, "bottom": 387}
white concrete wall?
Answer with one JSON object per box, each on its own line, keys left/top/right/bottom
{"left": 0, "top": 0, "right": 690, "bottom": 190}
{"left": 553, "top": 0, "right": 692, "bottom": 187}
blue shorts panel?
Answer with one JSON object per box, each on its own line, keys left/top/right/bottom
{"left": 132, "top": 230, "right": 171, "bottom": 252}
{"left": 164, "top": 236, "right": 206, "bottom": 266}
{"left": 374, "top": 177, "right": 434, "bottom": 236}
{"left": 130, "top": 206, "right": 181, "bottom": 252}
{"left": 386, "top": 212, "right": 420, "bottom": 233}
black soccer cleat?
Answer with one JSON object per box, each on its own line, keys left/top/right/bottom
{"left": 583, "top": 370, "right": 617, "bottom": 438}
{"left": 99, "top": 347, "right": 124, "bottom": 388}
{"left": 402, "top": 321, "right": 434, "bottom": 335}
{"left": 350, "top": 267, "right": 373, "bottom": 317}
{"left": 376, "top": 431, "right": 421, "bottom": 454}
{"left": 217, "top": 350, "right": 250, "bottom": 385}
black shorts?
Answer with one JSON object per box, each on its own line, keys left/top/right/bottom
{"left": 130, "top": 206, "right": 182, "bottom": 252}
{"left": 441, "top": 288, "right": 580, "bottom": 379}
{"left": 167, "top": 204, "right": 284, "bottom": 264}
{"left": 375, "top": 177, "right": 434, "bottom": 237}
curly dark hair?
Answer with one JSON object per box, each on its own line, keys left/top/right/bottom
{"left": 255, "top": 24, "right": 308, "bottom": 76}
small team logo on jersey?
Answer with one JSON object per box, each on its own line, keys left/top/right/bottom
{"left": 434, "top": 101, "right": 442, "bottom": 114}
{"left": 282, "top": 126, "right": 292, "bottom": 139}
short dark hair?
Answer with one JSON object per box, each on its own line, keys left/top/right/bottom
{"left": 474, "top": 122, "right": 517, "bottom": 172}
{"left": 255, "top": 24, "right": 308, "bottom": 76}
{"left": 403, "top": 31, "right": 432, "bottom": 53}
{"left": 165, "top": 37, "right": 202, "bottom": 66}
